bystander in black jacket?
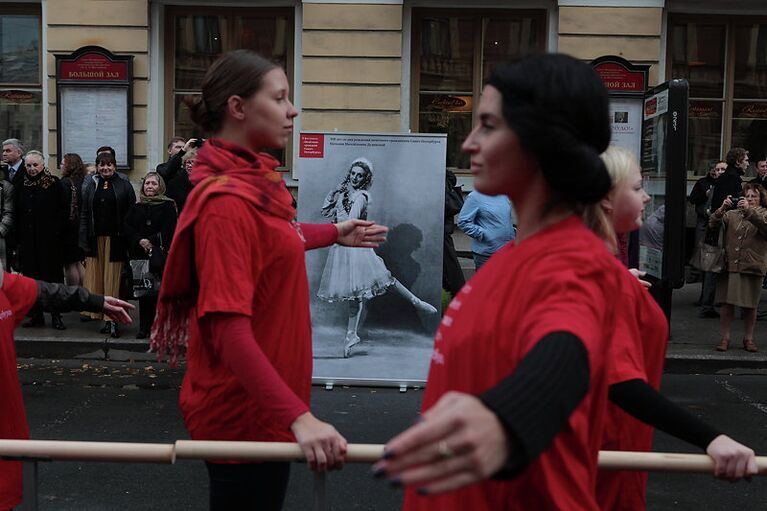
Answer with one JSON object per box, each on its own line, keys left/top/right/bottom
{"left": 711, "top": 166, "right": 743, "bottom": 212}
{"left": 15, "top": 171, "right": 67, "bottom": 283}
{"left": 443, "top": 170, "right": 466, "bottom": 297}
{"left": 80, "top": 174, "right": 136, "bottom": 262}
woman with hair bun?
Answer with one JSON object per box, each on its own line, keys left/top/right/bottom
{"left": 374, "top": 54, "right": 628, "bottom": 510}
{"left": 150, "top": 49, "right": 387, "bottom": 509}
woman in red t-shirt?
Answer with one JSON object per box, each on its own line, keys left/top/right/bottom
{"left": 150, "top": 50, "right": 387, "bottom": 510}
{"left": 372, "top": 55, "right": 629, "bottom": 510}
{"left": 586, "top": 146, "right": 757, "bottom": 510}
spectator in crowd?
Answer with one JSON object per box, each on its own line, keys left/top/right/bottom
{"left": 2, "top": 138, "right": 26, "bottom": 186}
{"left": 93, "top": 146, "right": 128, "bottom": 181}
{"left": 689, "top": 159, "right": 727, "bottom": 318}
{"left": 457, "top": 190, "right": 516, "bottom": 270}
{"left": 15, "top": 151, "right": 68, "bottom": 329}
{"left": 751, "top": 158, "right": 767, "bottom": 188}
{"left": 157, "top": 137, "right": 198, "bottom": 182}
{"left": 123, "top": 172, "right": 177, "bottom": 339}
{"left": 59, "top": 153, "right": 87, "bottom": 287}
{"left": 0, "top": 270, "right": 134, "bottom": 511}
{"left": 165, "top": 146, "right": 196, "bottom": 213}
{"left": 0, "top": 165, "right": 14, "bottom": 269}
{"left": 442, "top": 169, "right": 465, "bottom": 298}
{"left": 80, "top": 151, "right": 136, "bottom": 338}
{"left": 711, "top": 147, "right": 749, "bottom": 212}
{"left": 710, "top": 183, "right": 767, "bottom": 352}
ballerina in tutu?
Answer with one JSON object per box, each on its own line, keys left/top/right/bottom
{"left": 319, "top": 157, "right": 438, "bottom": 357}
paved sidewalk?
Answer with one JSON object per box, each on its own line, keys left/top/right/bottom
{"left": 14, "top": 268, "right": 767, "bottom": 371}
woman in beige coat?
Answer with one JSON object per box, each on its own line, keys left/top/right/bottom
{"left": 710, "top": 182, "right": 767, "bottom": 352}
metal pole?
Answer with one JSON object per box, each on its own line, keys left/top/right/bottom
{"left": 313, "top": 471, "right": 327, "bottom": 511}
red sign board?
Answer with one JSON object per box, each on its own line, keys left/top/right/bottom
{"left": 300, "top": 134, "right": 325, "bottom": 158}
{"left": 594, "top": 62, "right": 646, "bottom": 93}
{"left": 59, "top": 52, "right": 128, "bottom": 82}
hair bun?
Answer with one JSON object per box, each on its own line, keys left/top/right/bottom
{"left": 186, "top": 95, "right": 214, "bottom": 134}
{"left": 541, "top": 143, "right": 611, "bottom": 204}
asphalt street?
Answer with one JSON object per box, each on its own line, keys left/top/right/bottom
{"left": 15, "top": 359, "right": 767, "bottom": 510}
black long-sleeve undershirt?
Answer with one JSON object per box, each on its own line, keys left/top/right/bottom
{"left": 608, "top": 379, "right": 721, "bottom": 450}
{"left": 480, "top": 331, "right": 591, "bottom": 478}
{"left": 35, "top": 280, "right": 104, "bottom": 313}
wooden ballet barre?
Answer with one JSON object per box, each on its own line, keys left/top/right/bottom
{"left": 2, "top": 440, "right": 767, "bottom": 475}
{"left": 0, "top": 439, "right": 175, "bottom": 464}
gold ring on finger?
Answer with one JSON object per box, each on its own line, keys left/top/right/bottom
{"left": 437, "top": 441, "right": 455, "bottom": 460}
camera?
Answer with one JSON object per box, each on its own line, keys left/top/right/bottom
{"left": 192, "top": 138, "right": 205, "bottom": 148}
{"left": 729, "top": 196, "right": 744, "bottom": 209}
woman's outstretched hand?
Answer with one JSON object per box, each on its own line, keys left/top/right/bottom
{"left": 102, "top": 296, "right": 135, "bottom": 324}
{"left": 706, "top": 434, "right": 758, "bottom": 481}
{"left": 291, "top": 412, "right": 348, "bottom": 471}
{"left": 336, "top": 219, "right": 388, "bottom": 248}
{"left": 371, "top": 392, "right": 511, "bottom": 495}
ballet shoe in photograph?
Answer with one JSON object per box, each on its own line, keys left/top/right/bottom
{"left": 743, "top": 338, "right": 758, "bottom": 353}
{"left": 344, "top": 332, "right": 361, "bottom": 358}
{"left": 715, "top": 338, "right": 730, "bottom": 352}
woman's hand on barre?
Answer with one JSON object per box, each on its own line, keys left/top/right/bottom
{"left": 706, "top": 434, "right": 758, "bottom": 481}
{"left": 372, "top": 392, "right": 510, "bottom": 494}
{"left": 291, "top": 412, "right": 348, "bottom": 472}
{"left": 336, "top": 219, "right": 388, "bottom": 248}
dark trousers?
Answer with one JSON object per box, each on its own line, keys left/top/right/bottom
{"left": 206, "top": 461, "right": 290, "bottom": 511}
{"left": 700, "top": 272, "right": 718, "bottom": 311}
{"left": 442, "top": 232, "right": 465, "bottom": 297}
{"left": 472, "top": 252, "right": 490, "bottom": 271}
{"left": 138, "top": 295, "right": 158, "bottom": 333}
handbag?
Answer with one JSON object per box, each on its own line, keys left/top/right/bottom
{"left": 130, "top": 258, "right": 161, "bottom": 298}
{"left": 148, "top": 233, "right": 167, "bottom": 275}
{"left": 694, "top": 225, "right": 725, "bottom": 273}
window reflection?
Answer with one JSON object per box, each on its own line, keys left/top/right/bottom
{"left": 0, "top": 15, "right": 39, "bottom": 84}
{"left": 670, "top": 22, "right": 726, "bottom": 98}
{"left": 0, "top": 90, "right": 42, "bottom": 150}
{"left": 416, "top": 11, "right": 544, "bottom": 169}
{"left": 734, "top": 24, "right": 767, "bottom": 99}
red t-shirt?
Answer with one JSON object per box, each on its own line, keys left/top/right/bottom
{"left": 403, "top": 216, "right": 623, "bottom": 511}
{"left": 0, "top": 273, "right": 40, "bottom": 510}
{"left": 596, "top": 273, "right": 668, "bottom": 511}
{"left": 180, "top": 196, "right": 332, "bottom": 442}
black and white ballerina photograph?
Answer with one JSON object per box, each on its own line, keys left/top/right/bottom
{"left": 297, "top": 132, "right": 447, "bottom": 383}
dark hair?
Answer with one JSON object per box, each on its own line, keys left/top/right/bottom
{"left": 96, "top": 146, "right": 116, "bottom": 158}
{"left": 61, "top": 153, "right": 86, "bottom": 180}
{"left": 167, "top": 136, "right": 186, "bottom": 150}
{"left": 187, "top": 50, "right": 278, "bottom": 134}
{"left": 726, "top": 147, "right": 748, "bottom": 168}
{"left": 486, "top": 54, "right": 611, "bottom": 204}
{"left": 95, "top": 152, "right": 116, "bottom": 167}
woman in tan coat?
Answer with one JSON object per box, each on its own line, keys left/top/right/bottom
{"left": 710, "top": 182, "right": 767, "bottom": 352}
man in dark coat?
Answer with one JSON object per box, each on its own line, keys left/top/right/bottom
{"left": 157, "top": 137, "right": 198, "bottom": 183}
{"left": 750, "top": 158, "right": 767, "bottom": 188}
{"left": 2, "top": 139, "right": 26, "bottom": 186}
{"left": 442, "top": 169, "right": 466, "bottom": 298}
{"left": 689, "top": 159, "right": 726, "bottom": 318}
{"left": 711, "top": 147, "right": 749, "bottom": 212}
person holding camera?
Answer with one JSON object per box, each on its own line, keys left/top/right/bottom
{"left": 156, "top": 136, "right": 199, "bottom": 184}
{"left": 710, "top": 183, "right": 767, "bottom": 352}
{"left": 166, "top": 146, "right": 197, "bottom": 213}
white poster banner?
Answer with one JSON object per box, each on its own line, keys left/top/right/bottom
{"left": 297, "top": 132, "right": 447, "bottom": 384}
{"left": 609, "top": 97, "right": 643, "bottom": 159}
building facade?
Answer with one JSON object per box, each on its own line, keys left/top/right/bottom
{"left": 1, "top": 0, "right": 765, "bottom": 180}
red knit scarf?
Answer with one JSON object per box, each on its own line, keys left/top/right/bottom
{"left": 149, "top": 138, "right": 296, "bottom": 366}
